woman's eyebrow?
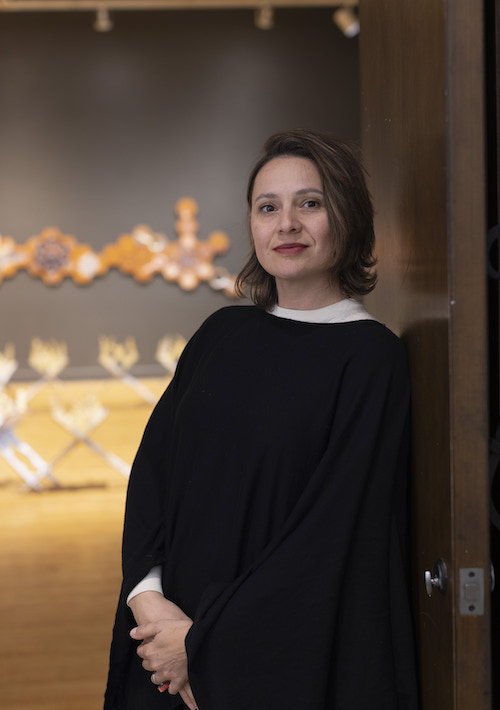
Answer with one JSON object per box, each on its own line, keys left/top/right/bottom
{"left": 253, "top": 192, "right": 278, "bottom": 201}
{"left": 296, "top": 188, "right": 323, "bottom": 195}
{"left": 253, "top": 187, "right": 323, "bottom": 202}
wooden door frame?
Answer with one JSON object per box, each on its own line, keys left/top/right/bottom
{"left": 447, "top": 1, "right": 491, "bottom": 702}
{"left": 359, "top": 0, "right": 491, "bottom": 707}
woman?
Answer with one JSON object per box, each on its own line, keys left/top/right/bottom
{"left": 105, "top": 129, "right": 418, "bottom": 709}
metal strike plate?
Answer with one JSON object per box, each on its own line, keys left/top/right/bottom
{"left": 459, "top": 568, "right": 484, "bottom": 616}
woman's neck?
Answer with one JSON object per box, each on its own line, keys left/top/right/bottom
{"left": 275, "top": 281, "right": 344, "bottom": 311}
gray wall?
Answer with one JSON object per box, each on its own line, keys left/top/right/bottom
{"left": 0, "top": 8, "right": 360, "bottom": 380}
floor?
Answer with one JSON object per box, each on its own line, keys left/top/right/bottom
{"left": 0, "top": 377, "right": 167, "bottom": 710}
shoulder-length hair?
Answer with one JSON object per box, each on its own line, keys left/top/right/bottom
{"left": 235, "top": 129, "right": 377, "bottom": 310}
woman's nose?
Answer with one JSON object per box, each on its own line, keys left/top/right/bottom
{"left": 278, "top": 207, "right": 300, "bottom": 232}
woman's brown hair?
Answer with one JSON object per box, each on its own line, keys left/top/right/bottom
{"left": 235, "top": 129, "right": 377, "bottom": 309}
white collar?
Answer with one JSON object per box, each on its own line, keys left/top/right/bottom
{"left": 269, "top": 298, "right": 377, "bottom": 324}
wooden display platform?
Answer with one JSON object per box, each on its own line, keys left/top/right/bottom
{"left": 0, "top": 378, "right": 167, "bottom": 710}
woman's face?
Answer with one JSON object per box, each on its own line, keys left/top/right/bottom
{"left": 250, "top": 156, "right": 337, "bottom": 303}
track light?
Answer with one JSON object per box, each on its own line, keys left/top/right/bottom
{"left": 94, "top": 7, "right": 113, "bottom": 32}
{"left": 255, "top": 6, "right": 274, "bottom": 31}
{"left": 332, "top": 7, "right": 359, "bottom": 38}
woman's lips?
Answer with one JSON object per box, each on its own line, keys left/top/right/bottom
{"left": 273, "top": 243, "right": 308, "bottom": 255}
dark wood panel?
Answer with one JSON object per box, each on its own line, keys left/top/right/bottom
{"left": 446, "top": 1, "right": 490, "bottom": 706}
{"left": 360, "top": 0, "right": 490, "bottom": 707}
{"left": 486, "top": 1, "right": 500, "bottom": 706}
{"left": 359, "top": 3, "right": 453, "bottom": 703}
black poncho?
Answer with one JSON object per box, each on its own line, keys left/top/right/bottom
{"left": 105, "top": 305, "right": 418, "bottom": 709}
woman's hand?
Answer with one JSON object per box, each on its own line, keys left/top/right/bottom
{"left": 131, "top": 619, "right": 196, "bottom": 709}
{"left": 128, "top": 590, "right": 190, "bottom": 626}
{"left": 128, "top": 592, "right": 197, "bottom": 709}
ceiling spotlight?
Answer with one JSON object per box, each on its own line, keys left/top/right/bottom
{"left": 255, "top": 6, "right": 275, "bottom": 31}
{"left": 94, "top": 7, "right": 113, "bottom": 32}
{"left": 332, "top": 7, "right": 360, "bottom": 38}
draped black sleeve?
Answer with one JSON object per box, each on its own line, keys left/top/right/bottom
{"left": 105, "top": 305, "right": 418, "bottom": 710}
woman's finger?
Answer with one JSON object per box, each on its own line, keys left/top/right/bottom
{"left": 130, "top": 623, "right": 159, "bottom": 641}
{"left": 141, "top": 657, "right": 155, "bottom": 671}
{"left": 178, "top": 681, "right": 198, "bottom": 710}
{"left": 151, "top": 672, "right": 170, "bottom": 692}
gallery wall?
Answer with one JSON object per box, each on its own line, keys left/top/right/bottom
{"left": 0, "top": 8, "right": 360, "bottom": 379}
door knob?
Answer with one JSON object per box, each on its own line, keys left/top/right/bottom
{"left": 424, "top": 558, "right": 448, "bottom": 597}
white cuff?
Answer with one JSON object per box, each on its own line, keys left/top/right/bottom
{"left": 126, "top": 565, "right": 163, "bottom": 606}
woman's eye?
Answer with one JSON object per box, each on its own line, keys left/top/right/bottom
{"left": 260, "top": 204, "right": 276, "bottom": 213}
{"left": 303, "top": 199, "right": 319, "bottom": 208}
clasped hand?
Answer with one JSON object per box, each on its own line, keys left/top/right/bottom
{"left": 129, "top": 592, "right": 197, "bottom": 710}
